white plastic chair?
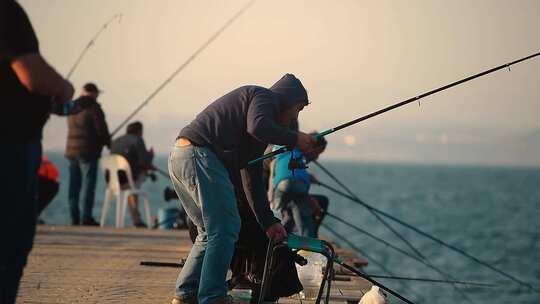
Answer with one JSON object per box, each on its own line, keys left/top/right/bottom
{"left": 99, "top": 154, "right": 151, "bottom": 228}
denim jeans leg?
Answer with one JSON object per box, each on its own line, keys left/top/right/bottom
{"left": 298, "top": 197, "right": 317, "bottom": 238}
{"left": 169, "top": 146, "right": 206, "bottom": 300}
{"left": 273, "top": 179, "right": 315, "bottom": 236}
{"left": 289, "top": 180, "right": 315, "bottom": 237}
{"left": 272, "top": 179, "right": 295, "bottom": 231}
{"left": 169, "top": 145, "right": 240, "bottom": 304}
{"left": 81, "top": 158, "right": 98, "bottom": 221}
{"left": 68, "top": 159, "right": 82, "bottom": 224}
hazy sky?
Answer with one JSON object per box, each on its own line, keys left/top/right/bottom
{"left": 21, "top": 0, "right": 540, "bottom": 166}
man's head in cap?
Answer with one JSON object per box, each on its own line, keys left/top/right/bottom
{"left": 82, "top": 82, "right": 101, "bottom": 99}
{"left": 270, "top": 73, "right": 309, "bottom": 127}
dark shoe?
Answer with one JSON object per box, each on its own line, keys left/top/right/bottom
{"left": 71, "top": 219, "right": 80, "bottom": 226}
{"left": 210, "top": 295, "right": 235, "bottom": 304}
{"left": 171, "top": 297, "right": 198, "bottom": 304}
{"left": 82, "top": 218, "right": 100, "bottom": 226}
{"left": 134, "top": 221, "right": 148, "bottom": 228}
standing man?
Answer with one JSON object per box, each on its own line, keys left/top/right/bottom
{"left": 0, "top": 1, "right": 74, "bottom": 302}
{"left": 168, "top": 74, "right": 316, "bottom": 304}
{"left": 110, "top": 121, "right": 154, "bottom": 228}
{"left": 65, "top": 82, "right": 110, "bottom": 226}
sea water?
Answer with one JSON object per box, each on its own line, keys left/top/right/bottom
{"left": 40, "top": 153, "right": 540, "bottom": 304}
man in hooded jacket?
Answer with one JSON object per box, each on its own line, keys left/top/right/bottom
{"left": 169, "top": 74, "right": 316, "bottom": 304}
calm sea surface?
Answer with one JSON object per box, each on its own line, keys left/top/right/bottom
{"left": 41, "top": 152, "right": 540, "bottom": 304}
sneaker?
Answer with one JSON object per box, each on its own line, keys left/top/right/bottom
{"left": 82, "top": 218, "right": 100, "bottom": 226}
{"left": 171, "top": 297, "right": 198, "bottom": 304}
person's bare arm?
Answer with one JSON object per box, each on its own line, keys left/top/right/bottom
{"left": 11, "top": 53, "right": 73, "bottom": 102}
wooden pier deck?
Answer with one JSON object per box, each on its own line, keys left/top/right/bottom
{"left": 17, "top": 225, "right": 371, "bottom": 304}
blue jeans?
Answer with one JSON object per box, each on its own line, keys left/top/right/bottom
{"left": 68, "top": 158, "right": 98, "bottom": 223}
{"left": 272, "top": 179, "right": 316, "bottom": 238}
{"left": 0, "top": 140, "right": 41, "bottom": 303}
{"left": 169, "top": 144, "right": 240, "bottom": 304}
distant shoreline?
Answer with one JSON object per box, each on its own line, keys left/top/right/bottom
{"left": 42, "top": 150, "right": 540, "bottom": 170}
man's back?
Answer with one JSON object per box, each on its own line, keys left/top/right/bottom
{"left": 110, "top": 133, "right": 150, "bottom": 177}
{"left": 65, "top": 96, "right": 110, "bottom": 160}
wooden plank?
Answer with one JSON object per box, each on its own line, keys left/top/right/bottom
{"left": 18, "top": 226, "right": 372, "bottom": 303}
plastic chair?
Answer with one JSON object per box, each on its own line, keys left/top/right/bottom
{"left": 99, "top": 154, "right": 151, "bottom": 228}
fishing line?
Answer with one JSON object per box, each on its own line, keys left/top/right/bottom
{"left": 313, "top": 160, "right": 425, "bottom": 260}
{"left": 317, "top": 180, "right": 538, "bottom": 292}
{"left": 250, "top": 52, "right": 540, "bottom": 165}
{"left": 323, "top": 223, "right": 427, "bottom": 303}
{"left": 316, "top": 161, "right": 477, "bottom": 302}
{"left": 66, "top": 14, "right": 122, "bottom": 80}
{"left": 111, "top": 0, "right": 257, "bottom": 136}
{"left": 362, "top": 275, "right": 498, "bottom": 288}
{"left": 326, "top": 213, "right": 480, "bottom": 303}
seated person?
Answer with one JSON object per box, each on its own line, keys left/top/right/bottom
{"left": 268, "top": 133, "right": 327, "bottom": 237}
{"left": 110, "top": 121, "right": 154, "bottom": 227}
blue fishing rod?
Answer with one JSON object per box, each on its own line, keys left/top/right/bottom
{"left": 248, "top": 51, "right": 540, "bottom": 166}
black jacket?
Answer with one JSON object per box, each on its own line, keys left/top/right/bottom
{"left": 1, "top": 0, "right": 51, "bottom": 143}
{"left": 65, "top": 96, "right": 110, "bottom": 160}
{"left": 179, "top": 74, "right": 308, "bottom": 229}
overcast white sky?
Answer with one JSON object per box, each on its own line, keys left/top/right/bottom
{"left": 20, "top": 0, "right": 540, "bottom": 166}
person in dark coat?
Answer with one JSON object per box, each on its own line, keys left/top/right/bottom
{"left": 65, "top": 82, "right": 110, "bottom": 226}
{"left": 169, "top": 74, "right": 316, "bottom": 304}
{"left": 0, "top": 1, "right": 74, "bottom": 302}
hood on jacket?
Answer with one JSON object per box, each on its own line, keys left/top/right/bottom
{"left": 270, "top": 74, "right": 308, "bottom": 107}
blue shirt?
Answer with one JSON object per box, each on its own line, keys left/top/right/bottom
{"left": 272, "top": 146, "right": 311, "bottom": 190}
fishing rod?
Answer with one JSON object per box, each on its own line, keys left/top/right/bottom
{"left": 110, "top": 0, "right": 256, "bottom": 136}
{"left": 66, "top": 14, "right": 122, "bottom": 80}
{"left": 249, "top": 51, "right": 540, "bottom": 165}
{"left": 326, "top": 212, "right": 476, "bottom": 303}
{"left": 51, "top": 14, "right": 121, "bottom": 115}
{"left": 313, "top": 160, "right": 425, "bottom": 260}
{"left": 317, "top": 180, "right": 539, "bottom": 292}
{"left": 334, "top": 259, "right": 417, "bottom": 304}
